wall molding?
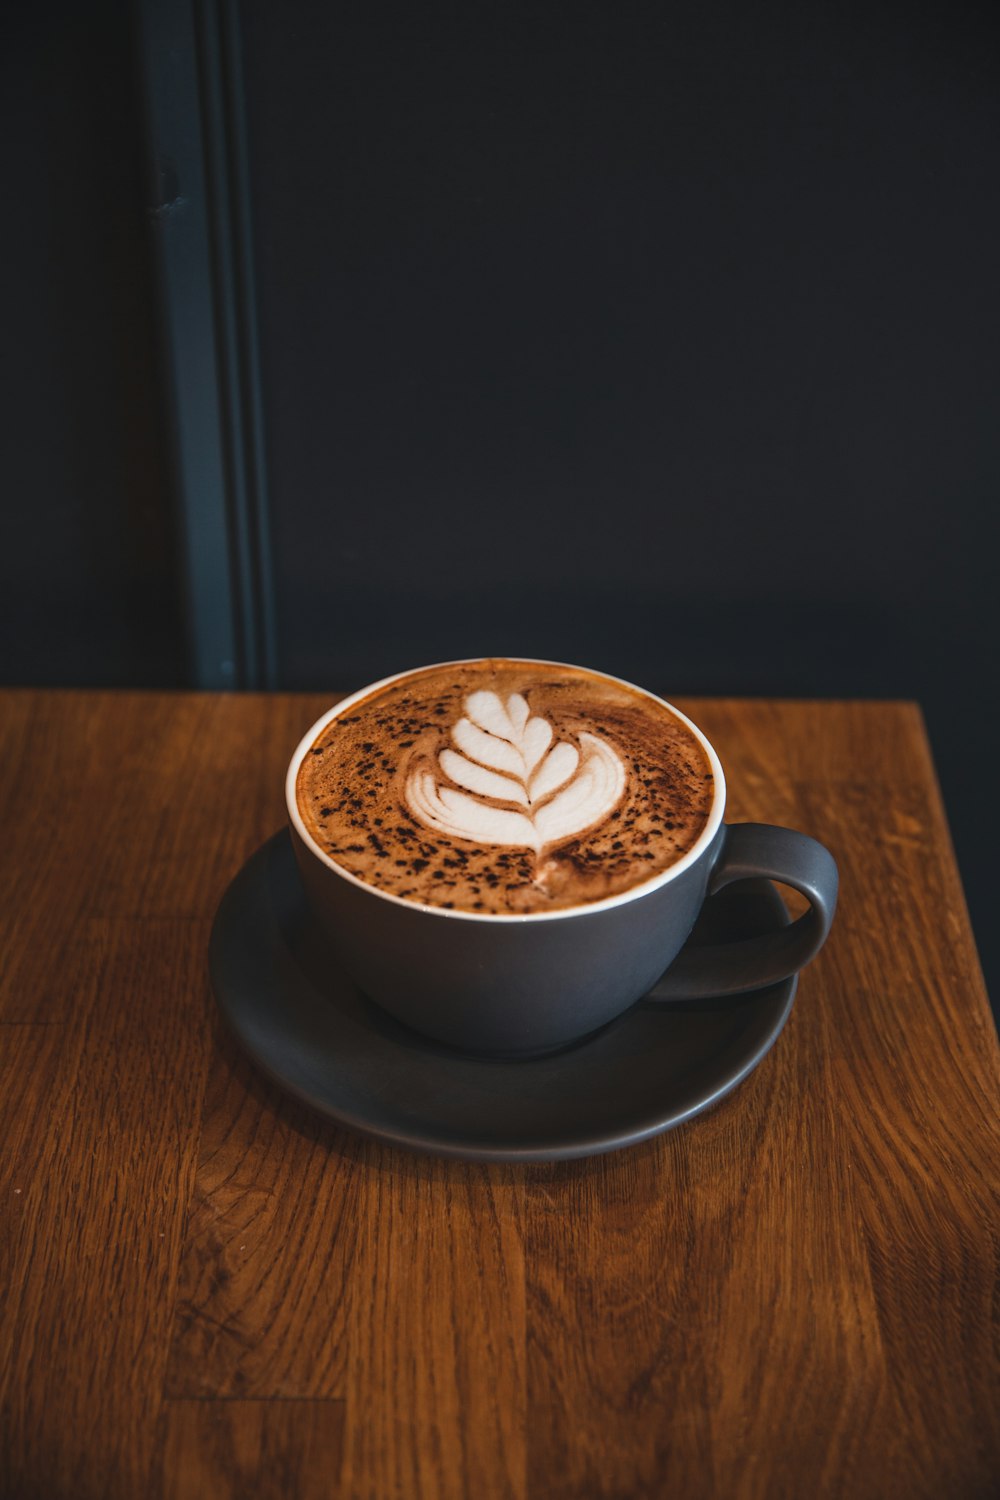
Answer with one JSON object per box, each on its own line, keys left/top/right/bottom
{"left": 139, "top": 0, "right": 277, "bottom": 689}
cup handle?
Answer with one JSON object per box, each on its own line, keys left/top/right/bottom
{"left": 646, "top": 823, "right": 839, "bottom": 1002}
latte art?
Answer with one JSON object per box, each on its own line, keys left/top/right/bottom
{"left": 295, "top": 659, "right": 716, "bottom": 914}
{"left": 405, "top": 691, "right": 626, "bottom": 850}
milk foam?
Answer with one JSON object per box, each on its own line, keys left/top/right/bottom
{"left": 295, "top": 660, "right": 717, "bottom": 915}
{"left": 404, "top": 691, "right": 626, "bottom": 851}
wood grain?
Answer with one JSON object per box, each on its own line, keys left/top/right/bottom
{"left": 0, "top": 918, "right": 212, "bottom": 1500}
{"left": 156, "top": 1398, "right": 345, "bottom": 1500}
{"left": 341, "top": 1150, "right": 525, "bottom": 1500}
{"left": 165, "top": 1035, "right": 365, "bottom": 1400}
{"left": 0, "top": 690, "right": 997, "bottom": 1500}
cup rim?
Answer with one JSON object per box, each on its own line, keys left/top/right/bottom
{"left": 285, "top": 657, "right": 727, "bottom": 923}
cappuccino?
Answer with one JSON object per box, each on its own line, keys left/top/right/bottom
{"left": 295, "top": 660, "right": 716, "bottom": 914}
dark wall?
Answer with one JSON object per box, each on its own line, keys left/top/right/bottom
{"left": 1, "top": 2, "right": 996, "bottom": 998}
{"left": 238, "top": 1, "right": 999, "bottom": 992}
{"left": 241, "top": 1, "right": 997, "bottom": 700}
{"left": 0, "top": 2, "right": 183, "bottom": 688}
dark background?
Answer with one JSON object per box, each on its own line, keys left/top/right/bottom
{"left": 1, "top": 1, "right": 997, "bottom": 1002}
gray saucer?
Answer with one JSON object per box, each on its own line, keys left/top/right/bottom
{"left": 209, "top": 832, "right": 798, "bottom": 1162}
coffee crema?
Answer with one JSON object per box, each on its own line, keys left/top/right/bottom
{"left": 295, "top": 660, "right": 716, "bottom": 914}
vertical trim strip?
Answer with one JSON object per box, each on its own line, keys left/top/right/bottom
{"left": 219, "top": 0, "right": 278, "bottom": 688}
{"left": 138, "top": 0, "right": 277, "bottom": 688}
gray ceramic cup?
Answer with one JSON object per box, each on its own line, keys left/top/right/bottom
{"left": 286, "top": 663, "right": 838, "bottom": 1056}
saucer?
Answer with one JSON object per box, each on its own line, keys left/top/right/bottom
{"left": 209, "top": 832, "right": 797, "bottom": 1162}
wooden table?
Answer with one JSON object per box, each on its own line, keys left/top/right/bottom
{"left": 1, "top": 691, "right": 997, "bottom": 1500}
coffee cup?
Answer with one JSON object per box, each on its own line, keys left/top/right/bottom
{"left": 285, "top": 658, "right": 838, "bottom": 1056}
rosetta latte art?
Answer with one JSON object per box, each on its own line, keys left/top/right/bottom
{"left": 296, "top": 660, "right": 716, "bottom": 912}
{"left": 405, "top": 690, "right": 626, "bottom": 851}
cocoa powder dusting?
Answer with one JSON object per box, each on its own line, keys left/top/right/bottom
{"left": 296, "top": 660, "right": 715, "bottom": 913}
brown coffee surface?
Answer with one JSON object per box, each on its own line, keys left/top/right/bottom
{"left": 295, "top": 660, "right": 716, "bottom": 914}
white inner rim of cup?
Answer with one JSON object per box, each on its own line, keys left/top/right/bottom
{"left": 285, "top": 658, "right": 727, "bottom": 923}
